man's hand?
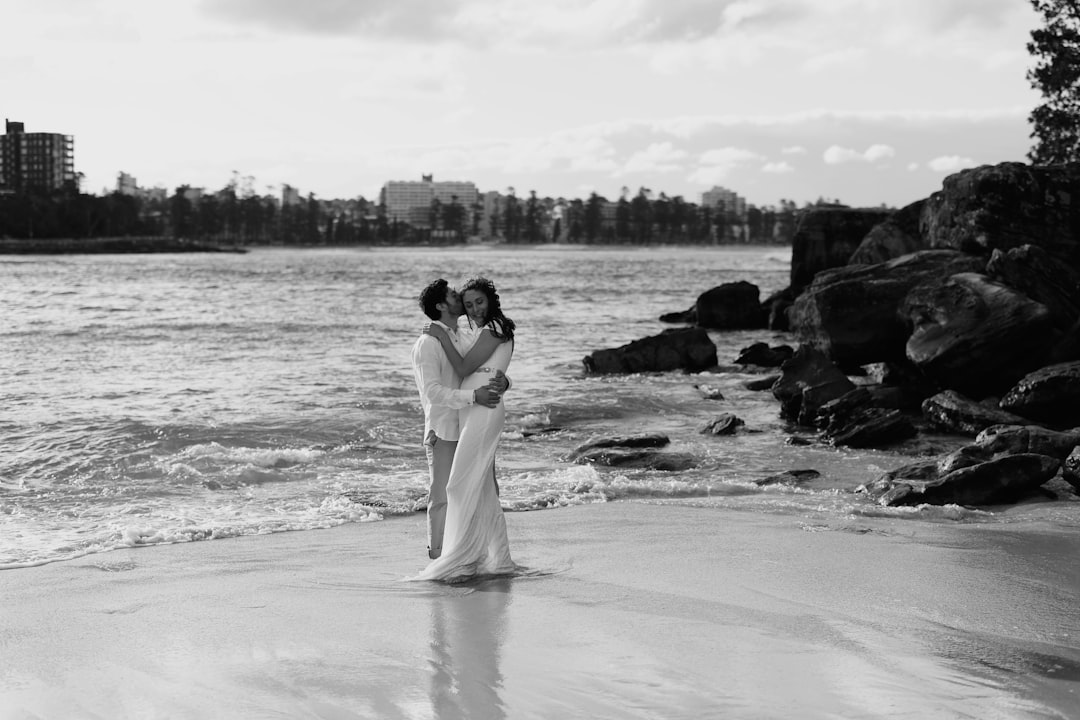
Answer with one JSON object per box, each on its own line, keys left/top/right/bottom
{"left": 424, "top": 323, "right": 449, "bottom": 343}
{"left": 473, "top": 386, "right": 501, "bottom": 408}
{"left": 487, "top": 370, "right": 509, "bottom": 394}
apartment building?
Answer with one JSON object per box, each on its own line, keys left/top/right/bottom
{"left": 380, "top": 175, "right": 479, "bottom": 229}
{"left": 0, "top": 119, "right": 76, "bottom": 191}
{"left": 701, "top": 185, "right": 746, "bottom": 219}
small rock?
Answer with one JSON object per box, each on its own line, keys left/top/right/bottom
{"left": 754, "top": 469, "right": 821, "bottom": 486}
{"left": 694, "top": 383, "right": 725, "bottom": 400}
{"left": 699, "top": 413, "right": 744, "bottom": 435}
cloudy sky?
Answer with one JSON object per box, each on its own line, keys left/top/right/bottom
{"left": 2, "top": 0, "right": 1040, "bottom": 208}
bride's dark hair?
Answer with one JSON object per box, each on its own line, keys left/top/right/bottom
{"left": 463, "top": 277, "right": 515, "bottom": 342}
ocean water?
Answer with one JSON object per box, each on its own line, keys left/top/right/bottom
{"left": 3, "top": 245, "right": 1079, "bottom": 568}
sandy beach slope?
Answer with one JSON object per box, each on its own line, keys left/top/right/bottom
{"left": 2, "top": 503, "right": 1078, "bottom": 719}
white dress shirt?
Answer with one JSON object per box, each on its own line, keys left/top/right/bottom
{"left": 411, "top": 321, "right": 474, "bottom": 442}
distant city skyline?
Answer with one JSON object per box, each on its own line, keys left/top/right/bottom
{"left": 2, "top": 0, "right": 1040, "bottom": 209}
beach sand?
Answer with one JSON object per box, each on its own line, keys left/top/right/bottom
{"left": 2, "top": 504, "right": 1078, "bottom": 719}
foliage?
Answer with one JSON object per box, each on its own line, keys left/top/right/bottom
{"left": 0, "top": 173, "right": 849, "bottom": 247}
{"left": 1027, "top": 0, "right": 1080, "bottom": 164}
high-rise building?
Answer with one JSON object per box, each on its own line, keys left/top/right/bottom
{"left": 117, "top": 172, "right": 138, "bottom": 196}
{"left": 380, "top": 175, "right": 479, "bottom": 229}
{"left": 0, "top": 119, "right": 76, "bottom": 191}
{"left": 702, "top": 186, "right": 746, "bottom": 219}
{"left": 282, "top": 184, "right": 302, "bottom": 207}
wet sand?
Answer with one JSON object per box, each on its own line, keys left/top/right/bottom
{"left": 1, "top": 504, "right": 1078, "bottom": 719}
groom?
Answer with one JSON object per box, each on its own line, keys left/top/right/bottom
{"left": 412, "top": 278, "right": 508, "bottom": 559}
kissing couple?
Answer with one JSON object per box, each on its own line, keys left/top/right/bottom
{"left": 409, "top": 277, "right": 519, "bottom": 583}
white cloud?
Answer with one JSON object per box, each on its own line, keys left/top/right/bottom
{"left": 928, "top": 155, "right": 977, "bottom": 172}
{"left": 824, "top": 146, "right": 862, "bottom": 164}
{"left": 687, "top": 146, "right": 761, "bottom": 185}
{"left": 762, "top": 161, "right": 794, "bottom": 174}
{"left": 618, "top": 142, "right": 688, "bottom": 175}
{"left": 782, "top": 145, "right": 807, "bottom": 154}
{"left": 864, "top": 144, "right": 896, "bottom": 162}
{"left": 907, "top": 162, "right": 920, "bottom": 171}
{"left": 824, "top": 144, "right": 896, "bottom": 164}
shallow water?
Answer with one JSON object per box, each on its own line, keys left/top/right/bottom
{"left": 2, "top": 245, "right": 1079, "bottom": 568}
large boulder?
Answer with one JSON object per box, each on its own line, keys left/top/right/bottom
{"left": 922, "top": 161, "right": 1080, "bottom": 264}
{"left": 659, "top": 282, "right": 768, "bottom": 329}
{"left": 974, "top": 424, "right": 1080, "bottom": 460}
{"left": 568, "top": 434, "right": 671, "bottom": 458}
{"left": 903, "top": 273, "right": 1055, "bottom": 398}
{"left": 869, "top": 453, "right": 1060, "bottom": 507}
{"left": 734, "top": 342, "right": 794, "bottom": 367}
{"left": 848, "top": 200, "right": 927, "bottom": 265}
{"left": 999, "top": 361, "right": 1080, "bottom": 426}
{"left": 771, "top": 345, "right": 856, "bottom": 424}
{"left": 762, "top": 286, "right": 797, "bottom": 331}
{"left": 570, "top": 448, "right": 699, "bottom": 472}
{"left": 695, "top": 281, "right": 766, "bottom": 329}
{"left": 822, "top": 407, "right": 917, "bottom": 449}
{"left": 922, "top": 390, "right": 1032, "bottom": 436}
{"left": 789, "top": 207, "right": 894, "bottom": 294}
{"left": 583, "top": 328, "right": 717, "bottom": 374}
{"left": 789, "top": 250, "right": 986, "bottom": 367}
{"left": 985, "top": 244, "right": 1080, "bottom": 332}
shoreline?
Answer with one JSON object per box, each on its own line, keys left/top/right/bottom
{"left": 2, "top": 503, "right": 1078, "bottom": 719}
{"left": 0, "top": 239, "right": 791, "bottom": 255}
{"left": 0, "top": 237, "right": 247, "bottom": 254}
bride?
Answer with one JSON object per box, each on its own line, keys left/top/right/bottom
{"left": 414, "top": 277, "right": 518, "bottom": 582}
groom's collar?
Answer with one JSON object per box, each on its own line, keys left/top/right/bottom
{"left": 434, "top": 319, "right": 458, "bottom": 334}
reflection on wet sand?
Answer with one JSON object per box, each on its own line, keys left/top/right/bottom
{"left": 428, "top": 577, "right": 512, "bottom": 720}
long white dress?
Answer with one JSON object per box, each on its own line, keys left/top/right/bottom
{"left": 415, "top": 338, "right": 516, "bottom": 582}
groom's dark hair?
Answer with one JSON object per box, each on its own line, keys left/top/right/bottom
{"left": 419, "top": 278, "right": 451, "bottom": 321}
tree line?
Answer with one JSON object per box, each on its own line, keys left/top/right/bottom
{"left": 0, "top": 179, "right": 851, "bottom": 247}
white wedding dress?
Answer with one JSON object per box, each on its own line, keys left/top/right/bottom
{"left": 415, "top": 339, "right": 517, "bottom": 582}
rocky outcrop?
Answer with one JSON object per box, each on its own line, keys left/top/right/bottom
{"left": 771, "top": 345, "right": 856, "bottom": 424}
{"left": 864, "top": 453, "right": 1060, "bottom": 506}
{"left": 789, "top": 250, "right": 985, "bottom": 367}
{"left": 849, "top": 200, "right": 927, "bottom": 265}
{"left": 583, "top": 328, "right": 717, "bottom": 374}
{"left": 695, "top": 281, "right": 767, "bottom": 329}
{"left": 624, "top": 161, "right": 1080, "bottom": 510}
{"left": 903, "top": 273, "right": 1055, "bottom": 398}
{"left": 923, "top": 162, "right": 1080, "bottom": 264}
{"left": 921, "top": 390, "right": 1031, "bottom": 436}
{"left": 789, "top": 207, "right": 893, "bottom": 294}
{"left": 999, "top": 361, "right": 1080, "bottom": 427}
